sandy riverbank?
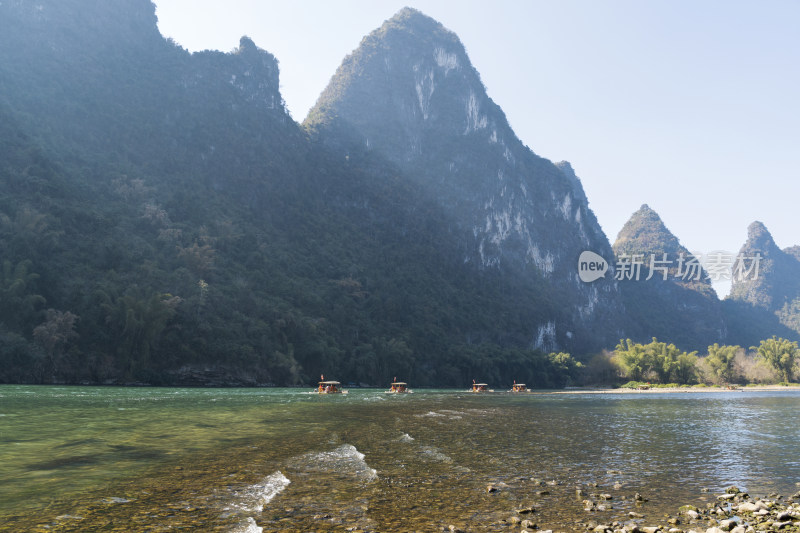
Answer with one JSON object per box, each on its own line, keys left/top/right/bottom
{"left": 550, "top": 385, "right": 800, "bottom": 394}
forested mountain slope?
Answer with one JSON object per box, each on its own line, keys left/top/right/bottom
{"left": 0, "top": 1, "right": 586, "bottom": 386}
{"left": 1, "top": 2, "right": 795, "bottom": 386}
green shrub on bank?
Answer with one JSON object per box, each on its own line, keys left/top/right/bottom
{"left": 752, "top": 336, "right": 798, "bottom": 383}
{"left": 613, "top": 338, "right": 698, "bottom": 385}
{"left": 620, "top": 380, "right": 648, "bottom": 389}
{"left": 607, "top": 337, "right": 800, "bottom": 387}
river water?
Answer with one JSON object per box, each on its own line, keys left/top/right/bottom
{"left": 1, "top": 386, "right": 799, "bottom": 531}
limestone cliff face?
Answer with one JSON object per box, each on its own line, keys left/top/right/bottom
{"left": 305, "top": 8, "right": 623, "bottom": 352}
{"left": 729, "top": 222, "right": 796, "bottom": 309}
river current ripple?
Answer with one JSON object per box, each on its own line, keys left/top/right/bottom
{"left": 1, "top": 387, "right": 798, "bottom": 531}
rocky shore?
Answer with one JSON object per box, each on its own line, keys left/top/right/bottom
{"left": 481, "top": 486, "right": 800, "bottom": 533}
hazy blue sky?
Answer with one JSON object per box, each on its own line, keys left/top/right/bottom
{"left": 154, "top": 1, "right": 800, "bottom": 297}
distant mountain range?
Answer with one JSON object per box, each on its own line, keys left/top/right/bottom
{"left": 0, "top": 1, "right": 796, "bottom": 385}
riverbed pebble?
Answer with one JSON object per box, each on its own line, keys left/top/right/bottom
{"left": 495, "top": 487, "right": 800, "bottom": 533}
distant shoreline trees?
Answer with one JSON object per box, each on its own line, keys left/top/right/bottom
{"left": 606, "top": 336, "right": 798, "bottom": 386}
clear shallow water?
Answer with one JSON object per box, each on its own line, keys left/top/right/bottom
{"left": 1, "top": 386, "right": 799, "bottom": 531}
